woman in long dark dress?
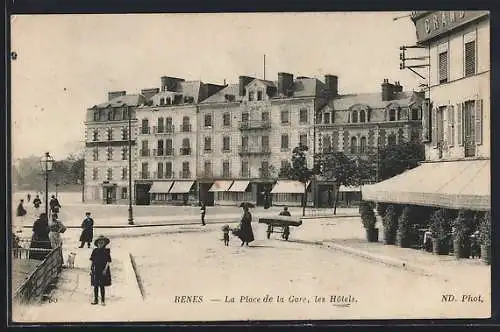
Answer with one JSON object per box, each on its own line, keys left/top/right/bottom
{"left": 237, "top": 205, "right": 255, "bottom": 246}
{"left": 79, "top": 212, "right": 94, "bottom": 248}
{"left": 90, "top": 235, "right": 112, "bottom": 306}
{"left": 29, "top": 213, "right": 52, "bottom": 260}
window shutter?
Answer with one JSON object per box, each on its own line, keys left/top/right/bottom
{"left": 431, "top": 107, "right": 437, "bottom": 147}
{"left": 475, "top": 99, "right": 483, "bottom": 145}
{"left": 448, "top": 106, "right": 455, "bottom": 147}
{"left": 457, "top": 103, "right": 463, "bottom": 146}
{"left": 421, "top": 100, "right": 430, "bottom": 142}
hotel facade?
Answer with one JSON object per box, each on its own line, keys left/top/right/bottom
{"left": 363, "top": 11, "right": 490, "bottom": 213}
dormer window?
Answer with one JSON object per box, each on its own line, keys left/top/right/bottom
{"left": 248, "top": 91, "right": 254, "bottom": 101}
{"left": 389, "top": 109, "right": 397, "bottom": 121}
{"left": 352, "top": 110, "right": 358, "bottom": 123}
{"left": 166, "top": 97, "right": 171, "bottom": 105}
{"left": 257, "top": 91, "right": 263, "bottom": 101}
{"left": 160, "top": 98, "right": 165, "bottom": 106}
{"left": 359, "top": 110, "right": 366, "bottom": 123}
{"left": 93, "top": 111, "right": 99, "bottom": 121}
{"left": 173, "top": 95, "right": 183, "bottom": 104}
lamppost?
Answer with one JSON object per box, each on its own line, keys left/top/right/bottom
{"left": 127, "top": 105, "right": 134, "bottom": 225}
{"left": 40, "top": 152, "right": 54, "bottom": 222}
{"left": 55, "top": 182, "right": 59, "bottom": 198}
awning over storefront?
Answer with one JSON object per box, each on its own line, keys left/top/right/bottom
{"left": 209, "top": 180, "right": 234, "bottom": 192}
{"left": 362, "top": 159, "right": 490, "bottom": 211}
{"left": 271, "top": 180, "right": 311, "bottom": 194}
{"left": 339, "top": 185, "right": 361, "bottom": 192}
{"left": 228, "top": 180, "right": 250, "bottom": 192}
{"left": 169, "top": 181, "right": 195, "bottom": 194}
{"left": 149, "top": 181, "right": 174, "bottom": 194}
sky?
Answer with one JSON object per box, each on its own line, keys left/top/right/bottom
{"left": 10, "top": 12, "right": 420, "bottom": 161}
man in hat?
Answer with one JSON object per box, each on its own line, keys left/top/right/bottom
{"left": 90, "top": 235, "right": 112, "bottom": 306}
{"left": 49, "top": 195, "right": 61, "bottom": 216}
{"left": 79, "top": 212, "right": 94, "bottom": 248}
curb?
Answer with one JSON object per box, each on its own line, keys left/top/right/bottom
{"left": 118, "top": 251, "right": 143, "bottom": 302}
{"left": 322, "top": 240, "right": 435, "bottom": 277}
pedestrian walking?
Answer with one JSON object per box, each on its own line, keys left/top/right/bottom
{"left": 27, "top": 193, "right": 31, "bottom": 203}
{"left": 235, "top": 203, "right": 254, "bottom": 246}
{"left": 49, "top": 195, "right": 61, "bottom": 216}
{"left": 89, "top": 235, "right": 112, "bottom": 306}
{"left": 33, "top": 195, "right": 42, "bottom": 215}
{"left": 79, "top": 212, "right": 94, "bottom": 248}
{"left": 16, "top": 199, "right": 27, "bottom": 227}
{"left": 200, "top": 202, "right": 206, "bottom": 226}
{"left": 29, "top": 213, "right": 52, "bottom": 260}
{"left": 49, "top": 213, "right": 66, "bottom": 249}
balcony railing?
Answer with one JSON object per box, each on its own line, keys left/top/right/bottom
{"left": 153, "top": 148, "right": 174, "bottom": 157}
{"left": 180, "top": 124, "right": 192, "bottom": 132}
{"left": 238, "top": 146, "right": 271, "bottom": 156}
{"left": 153, "top": 172, "right": 174, "bottom": 179}
{"left": 153, "top": 125, "right": 175, "bottom": 134}
{"left": 140, "top": 127, "right": 151, "bottom": 135}
{"left": 239, "top": 120, "right": 271, "bottom": 130}
{"left": 179, "top": 170, "right": 192, "bottom": 179}
{"left": 180, "top": 147, "right": 191, "bottom": 156}
{"left": 140, "top": 148, "right": 150, "bottom": 157}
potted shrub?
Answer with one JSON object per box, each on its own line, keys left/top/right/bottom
{"left": 479, "top": 212, "right": 491, "bottom": 265}
{"left": 359, "top": 201, "right": 378, "bottom": 242}
{"left": 453, "top": 210, "right": 472, "bottom": 259}
{"left": 382, "top": 205, "right": 398, "bottom": 245}
{"left": 396, "top": 205, "right": 412, "bottom": 248}
{"left": 376, "top": 202, "right": 388, "bottom": 218}
{"left": 429, "top": 209, "right": 452, "bottom": 255}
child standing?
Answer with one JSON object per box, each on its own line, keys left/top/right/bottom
{"left": 90, "top": 235, "right": 112, "bottom": 306}
{"left": 222, "top": 224, "right": 230, "bottom": 246}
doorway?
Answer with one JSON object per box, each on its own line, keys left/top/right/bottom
{"left": 103, "top": 186, "right": 116, "bottom": 204}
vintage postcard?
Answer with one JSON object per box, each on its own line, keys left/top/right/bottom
{"left": 9, "top": 11, "right": 491, "bottom": 323}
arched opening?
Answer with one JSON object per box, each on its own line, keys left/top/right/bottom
{"left": 352, "top": 110, "right": 358, "bottom": 123}
{"left": 350, "top": 136, "right": 357, "bottom": 154}
{"left": 359, "top": 110, "right": 366, "bottom": 123}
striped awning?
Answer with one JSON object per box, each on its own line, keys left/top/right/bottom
{"left": 169, "top": 181, "right": 195, "bottom": 194}
{"left": 271, "top": 180, "right": 310, "bottom": 194}
{"left": 149, "top": 181, "right": 174, "bottom": 194}
{"left": 228, "top": 181, "right": 250, "bottom": 192}
{"left": 209, "top": 180, "right": 234, "bottom": 192}
{"left": 362, "top": 159, "right": 490, "bottom": 211}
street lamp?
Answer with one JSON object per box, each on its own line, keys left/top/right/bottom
{"left": 126, "top": 105, "right": 134, "bottom": 225}
{"left": 55, "top": 182, "right": 59, "bottom": 198}
{"left": 40, "top": 152, "right": 54, "bottom": 222}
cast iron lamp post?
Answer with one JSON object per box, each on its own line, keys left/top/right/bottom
{"left": 40, "top": 152, "right": 54, "bottom": 222}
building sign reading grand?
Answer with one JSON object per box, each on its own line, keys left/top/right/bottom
{"left": 413, "top": 11, "right": 489, "bottom": 44}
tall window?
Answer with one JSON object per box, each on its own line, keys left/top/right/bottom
{"left": 281, "top": 110, "right": 289, "bottom": 124}
{"left": 166, "top": 117, "right": 173, "bottom": 132}
{"left": 438, "top": 50, "right": 448, "bottom": 83}
{"left": 322, "top": 135, "right": 332, "bottom": 153}
{"left": 157, "top": 162, "right": 164, "bottom": 179}
{"left": 257, "top": 90, "right": 263, "bottom": 101}
{"left": 350, "top": 136, "right": 357, "bottom": 154}
{"left": 262, "top": 136, "right": 269, "bottom": 151}
{"left": 141, "top": 140, "right": 149, "bottom": 156}
{"left": 324, "top": 112, "right": 330, "bottom": 124}
{"left": 241, "top": 160, "right": 249, "bottom": 177}
{"left": 93, "top": 148, "right": 99, "bottom": 161}
{"left": 121, "top": 187, "right": 127, "bottom": 199}
{"left": 157, "top": 139, "right": 164, "bottom": 156}
{"left": 182, "top": 138, "right": 190, "bottom": 155}
{"left": 122, "top": 127, "right": 128, "bottom": 140}
{"left": 122, "top": 167, "right": 127, "bottom": 180}
{"left": 107, "top": 168, "right": 113, "bottom": 181}
{"left": 182, "top": 116, "right": 190, "bottom": 132}
{"left": 121, "top": 147, "right": 128, "bottom": 160}
{"left": 352, "top": 110, "right": 358, "bottom": 123}
{"left": 204, "top": 161, "right": 212, "bottom": 177}
{"left": 165, "top": 162, "right": 173, "bottom": 178}
{"left": 107, "top": 147, "right": 113, "bottom": 161}
{"left": 92, "top": 168, "right": 98, "bottom": 180}
{"left": 204, "top": 137, "right": 212, "bottom": 152}
{"left": 107, "top": 128, "right": 113, "bottom": 141}
{"left": 222, "top": 160, "right": 230, "bottom": 178}
{"left": 248, "top": 91, "right": 254, "bottom": 101}
{"left": 204, "top": 114, "right": 212, "bottom": 127}
{"left": 241, "top": 136, "right": 249, "bottom": 149}
{"left": 157, "top": 117, "right": 164, "bottom": 133}
{"left": 242, "top": 112, "right": 249, "bottom": 123}
{"left": 223, "top": 136, "right": 230, "bottom": 151}
{"left": 465, "top": 40, "right": 476, "bottom": 77}
{"left": 141, "top": 119, "right": 149, "bottom": 134}
{"left": 141, "top": 162, "right": 148, "bottom": 179}
{"left": 223, "top": 113, "right": 231, "bottom": 126}
{"left": 281, "top": 134, "right": 289, "bottom": 149}
{"left": 165, "top": 139, "right": 173, "bottom": 155}
{"left": 93, "top": 129, "right": 98, "bottom": 141}
{"left": 360, "top": 137, "right": 367, "bottom": 153}
{"left": 359, "top": 110, "right": 366, "bottom": 123}
{"left": 182, "top": 162, "right": 190, "bottom": 178}
{"left": 300, "top": 134, "right": 307, "bottom": 147}
{"left": 261, "top": 161, "right": 269, "bottom": 177}
{"left": 299, "top": 108, "right": 308, "bottom": 124}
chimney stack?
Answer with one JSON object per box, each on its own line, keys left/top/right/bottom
{"left": 393, "top": 81, "right": 403, "bottom": 93}
{"left": 238, "top": 76, "right": 255, "bottom": 96}
{"left": 324, "top": 74, "right": 338, "bottom": 97}
{"left": 381, "top": 79, "right": 396, "bottom": 101}
{"left": 278, "top": 72, "right": 294, "bottom": 96}
{"left": 141, "top": 88, "right": 160, "bottom": 100}
{"left": 108, "top": 91, "right": 126, "bottom": 101}
{"left": 161, "top": 76, "right": 185, "bottom": 92}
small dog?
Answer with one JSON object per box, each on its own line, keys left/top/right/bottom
{"left": 66, "top": 252, "right": 77, "bottom": 268}
{"left": 222, "top": 225, "right": 230, "bottom": 246}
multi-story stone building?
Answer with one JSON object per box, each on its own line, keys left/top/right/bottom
{"left": 198, "top": 73, "right": 333, "bottom": 206}
{"left": 315, "top": 79, "right": 424, "bottom": 207}
{"left": 135, "top": 76, "right": 224, "bottom": 205}
{"left": 363, "top": 11, "right": 490, "bottom": 212}
{"left": 84, "top": 91, "right": 144, "bottom": 204}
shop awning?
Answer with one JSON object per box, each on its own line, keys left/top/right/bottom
{"left": 339, "top": 185, "right": 361, "bottom": 192}
{"left": 228, "top": 180, "right": 250, "bottom": 192}
{"left": 271, "top": 180, "right": 311, "bottom": 194}
{"left": 209, "top": 180, "right": 234, "bottom": 192}
{"left": 362, "top": 159, "right": 490, "bottom": 211}
{"left": 149, "top": 181, "right": 174, "bottom": 194}
{"left": 169, "top": 181, "right": 195, "bottom": 194}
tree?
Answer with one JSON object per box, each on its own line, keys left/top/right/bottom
{"left": 378, "top": 142, "right": 425, "bottom": 181}
{"left": 283, "top": 145, "right": 315, "bottom": 216}
{"left": 317, "top": 151, "right": 361, "bottom": 215}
